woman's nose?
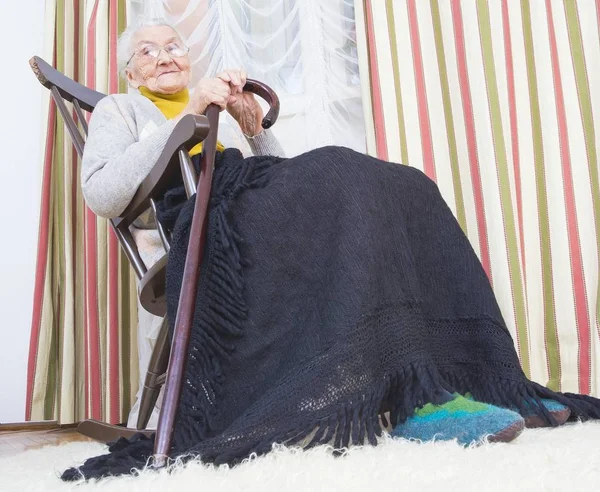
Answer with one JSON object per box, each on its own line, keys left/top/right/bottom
{"left": 156, "top": 49, "right": 172, "bottom": 64}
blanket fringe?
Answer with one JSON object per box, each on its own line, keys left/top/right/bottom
{"left": 61, "top": 357, "right": 600, "bottom": 481}
{"left": 199, "top": 360, "right": 600, "bottom": 466}
{"left": 169, "top": 153, "right": 274, "bottom": 446}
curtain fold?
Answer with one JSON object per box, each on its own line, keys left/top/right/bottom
{"left": 26, "top": 0, "right": 137, "bottom": 425}
{"left": 356, "top": 0, "right": 600, "bottom": 396}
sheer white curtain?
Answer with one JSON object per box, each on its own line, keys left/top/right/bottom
{"left": 128, "top": 0, "right": 365, "bottom": 157}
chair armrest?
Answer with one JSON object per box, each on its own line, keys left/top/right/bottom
{"left": 118, "top": 114, "right": 210, "bottom": 225}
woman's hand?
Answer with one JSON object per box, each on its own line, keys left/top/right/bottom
{"left": 181, "top": 77, "right": 232, "bottom": 119}
{"left": 217, "top": 69, "right": 264, "bottom": 137}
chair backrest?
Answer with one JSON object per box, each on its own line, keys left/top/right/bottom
{"left": 30, "top": 56, "right": 168, "bottom": 286}
{"left": 30, "top": 56, "right": 105, "bottom": 158}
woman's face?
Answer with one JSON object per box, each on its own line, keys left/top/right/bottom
{"left": 126, "top": 25, "right": 191, "bottom": 94}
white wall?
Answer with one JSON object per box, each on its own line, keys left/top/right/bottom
{"left": 0, "top": 1, "right": 46, "bottom": 423}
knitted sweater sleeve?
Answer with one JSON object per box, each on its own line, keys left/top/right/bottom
{"left": 245, "top": 129, "right": 285, "bottom": 157}
{"left": 81, "top": 96, "right": 177, "bottom": 218}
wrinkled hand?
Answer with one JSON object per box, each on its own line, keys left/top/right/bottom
{"left": 184, "top": 77, "right": 232, "bottom": 116}
{"left": 217, "top": 68, "right": 264, "bottom": 137}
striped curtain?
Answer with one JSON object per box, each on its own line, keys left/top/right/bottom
{"left": 26, "top": 0, "right": 138, "bottom": 425}
{"left": 356, "top": 0, "right": 600, "bottom": 396}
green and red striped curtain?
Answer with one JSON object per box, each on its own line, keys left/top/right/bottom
{"left": 26, "top": 0, "right": 138, "bottom": 424}
{"left": 356, "top": 0, "right": 600, "bottom": 396}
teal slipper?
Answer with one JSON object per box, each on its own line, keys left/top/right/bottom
{"left": 390, "top": 394, "right": 524, "bottom": 446}
{"left": 463, "top": 393, "right": 570, "bottom": 428}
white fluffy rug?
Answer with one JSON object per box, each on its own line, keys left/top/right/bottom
{"left": 3, "top": 422, "right": 600, "bottom": 492}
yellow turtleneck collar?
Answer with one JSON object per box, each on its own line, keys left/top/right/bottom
{"left": 139, "top": 86, "right": 224, "bottom": 156}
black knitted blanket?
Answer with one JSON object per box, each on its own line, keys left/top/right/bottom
{"left": 63, "top": 146, "right": 600, "bottom": 481}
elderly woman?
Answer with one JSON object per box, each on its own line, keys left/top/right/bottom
{"left": 81, "top": 19, "right": 284, "bottom": 431}
{"left": 65, "top": 19, "right": 600, "bottom": 481}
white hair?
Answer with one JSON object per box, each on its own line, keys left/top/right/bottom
{"left": 117, "top": 18, "right": 185, "bottom": 78}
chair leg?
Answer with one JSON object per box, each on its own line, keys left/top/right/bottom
{"left": 136, "top": 317, "right": 171, "bottom": 430}
{"left": 77, "top": 420, "right": 153, "bottom": 442}
{"left": 78, "top": 321, "right": 170, "bottom": 443}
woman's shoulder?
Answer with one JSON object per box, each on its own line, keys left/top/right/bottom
{"left": 94, "top": 92, "right": 156, "bottom": 115}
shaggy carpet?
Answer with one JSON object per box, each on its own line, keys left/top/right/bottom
{"left": 2, "top": 423, "right": 600, "bottom": 492}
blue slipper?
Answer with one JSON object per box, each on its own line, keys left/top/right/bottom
{"left": 464, "top": 393, "right": 571, "bottom": 428}
{"left": 390, "top": 394, "right": 524, "bottom": 446}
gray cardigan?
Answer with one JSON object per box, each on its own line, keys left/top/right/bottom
{"left": 82, "top": 92, "right": 284, "bottom": 219}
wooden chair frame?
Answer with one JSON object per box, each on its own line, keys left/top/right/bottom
{"left": 29, "top": 56, "right": 280, "bottom": 465}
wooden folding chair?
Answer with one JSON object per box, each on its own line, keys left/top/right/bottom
{"left": 29, "top": 56, "right": 279, "bottom": 464}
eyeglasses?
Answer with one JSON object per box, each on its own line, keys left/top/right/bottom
{"left": 126, "top": 42, "right": 190, "bottom": 67}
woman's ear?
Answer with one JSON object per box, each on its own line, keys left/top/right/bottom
{"left": 126, "top": 69, "right": 141, "bottom": 89}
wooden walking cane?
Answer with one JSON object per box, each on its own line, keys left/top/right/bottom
{"left": 153, "top": 82, "right": 280, "bottom": 467}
